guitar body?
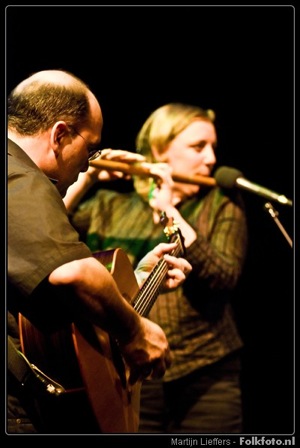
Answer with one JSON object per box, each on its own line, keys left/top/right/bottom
{"left": 19, "top": 248, "right": 141, "bottom": 433}
{"left": 19, "top": 215, "right": 184, "bottom": 433}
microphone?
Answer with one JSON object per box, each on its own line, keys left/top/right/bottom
{"left": 214, "top": 166, "right": 293, "bottom": 207}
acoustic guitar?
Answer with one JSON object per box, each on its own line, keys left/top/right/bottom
{"left": 18, "top": 213, "right": 185, "bottom": 433}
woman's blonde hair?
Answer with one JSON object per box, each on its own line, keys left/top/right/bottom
{"left": 134, "top": 103, "right": 215, "bottom": 200}
{"left": 136, "top": 103, "right": 215, "bottom": 162}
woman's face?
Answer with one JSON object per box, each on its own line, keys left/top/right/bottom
{"left": 162, "top": 119, "right": 217, "bottom": 197}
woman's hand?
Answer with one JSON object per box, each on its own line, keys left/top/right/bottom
{"left": 64, "top": 149, "right": 145, "bottom": 212}
{"left": 144, "top": 163, "right": 175, "bottom": 224}
{"left": 89, "top": 148, "right": 146, "bottom": 182}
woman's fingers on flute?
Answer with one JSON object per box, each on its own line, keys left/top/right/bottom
{"left": 101, "top": 148, "right": 145, "bottom": 162}
{"left": 147, "top": 163, "right": 174, "bottom": 184}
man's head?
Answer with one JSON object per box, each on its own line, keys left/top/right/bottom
{"left": 8, "top": 69, "right": 103, "bottom": 197}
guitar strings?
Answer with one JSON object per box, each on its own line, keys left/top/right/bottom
{"left": 134, "top": 236, "right": 183, "bottom": 316}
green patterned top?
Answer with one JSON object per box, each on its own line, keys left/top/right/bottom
{"left": 71, "top": 184, "right": 248, "bottom": 381}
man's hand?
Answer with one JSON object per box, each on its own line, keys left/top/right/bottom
{"left": 119, "top": 316, "right": 173, "bottom": 385}
{"left": 135, "top": 242, "right": 192, "bottom": 290}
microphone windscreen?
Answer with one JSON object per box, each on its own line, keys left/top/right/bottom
{"left": 214, "top": 166, "right": 244, "bottom": 188}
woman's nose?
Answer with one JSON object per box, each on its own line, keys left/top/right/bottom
{"left": 204, "top": 145, "right": 217, "bottom": 165}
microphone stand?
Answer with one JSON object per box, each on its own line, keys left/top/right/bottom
{"left": 264, "top": 202, "right": 293, "bottom": 248}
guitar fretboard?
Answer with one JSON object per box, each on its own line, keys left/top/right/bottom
{"left": 132, "top": 233, "right": 184, "bottom": 316}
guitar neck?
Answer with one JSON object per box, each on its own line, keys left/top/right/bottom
{"left": 132, "top": 233, "right": 183, "bottom": 317}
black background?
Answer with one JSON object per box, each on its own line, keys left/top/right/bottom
{"left": 5, "top": 5, "right": 295, "bottom": 438}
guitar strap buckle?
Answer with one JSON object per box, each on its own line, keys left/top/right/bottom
{"left": 25, "top": 357, "right": 66, "bottom": 397}
{"left": 8, "top": 337, "right": 66, "bottom": 397}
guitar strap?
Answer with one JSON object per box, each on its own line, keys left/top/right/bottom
{"left": 7, "top": 336, "right": 65, "bottom": 397}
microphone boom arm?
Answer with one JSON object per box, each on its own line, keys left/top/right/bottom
{"left": 264, "top": 202, "right": 293, "bottom": 248}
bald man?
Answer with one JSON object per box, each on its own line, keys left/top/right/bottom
{"left": 7, "top": 70, "right": 191, "bottom": 434}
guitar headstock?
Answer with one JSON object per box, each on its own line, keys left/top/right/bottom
{"left": 160, "top": 211, "right": 178, "bottom": 239}
{"left": 160, "top": 211, "right": 186, "bottom": 256}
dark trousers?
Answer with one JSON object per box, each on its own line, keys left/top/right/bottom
{"left": 138, "top": 352, "right": 243, "bottom": 434}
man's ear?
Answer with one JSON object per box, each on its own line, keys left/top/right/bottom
{"left": 50, "top": 121, "right": 69, "bottom": 153}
